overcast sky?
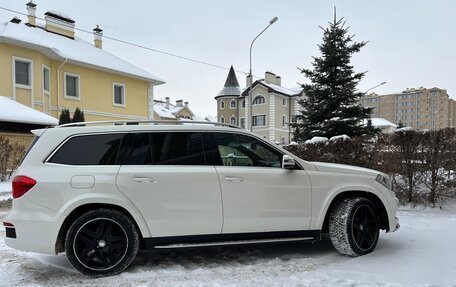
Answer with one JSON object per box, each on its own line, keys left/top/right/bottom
{"left": 1, "top": 0, "right": 454, "bottom": 118}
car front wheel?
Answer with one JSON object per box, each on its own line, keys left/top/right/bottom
{"left": 65, "top": 209, "right": 139, "bottom": 277}
{"left": 329, "top": 197, "right": 379, "bottom": 256}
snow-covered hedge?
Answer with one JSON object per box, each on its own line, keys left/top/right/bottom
{"left": 285, "top": 128, "right": 456, "bottom": 206}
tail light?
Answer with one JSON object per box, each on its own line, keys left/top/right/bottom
{"left": 12, "top": 175, "right": 36, "bottom": 199}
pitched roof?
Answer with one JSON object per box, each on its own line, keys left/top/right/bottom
{"left": 153, "top": 100, "right": 194, "bottom": 119}
{"left": 0, "top": 96, "right": 58, "bottom": 126}
{"left": 0, "top": 22, "right": 165, "bottom": 84}
{"left": 215, "top": 66, "right": 241, "bottom": 98}
{"left": 241, "top": 80, "right": 302, "bottom": 97}
{"left": 363, "top": 117, "right": 397, "bottom": 128}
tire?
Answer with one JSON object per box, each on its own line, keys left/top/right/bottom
{"left": 329, "top": 197, "right": 379, "bottom": 257}
{"left": 65, "top": 209, "right": 139, "bottom": 277}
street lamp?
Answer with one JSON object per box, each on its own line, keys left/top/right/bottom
{"left": 248, "top": 16, "right": 278, "bottom": 131}
{"left": 365, "top": 81, "right": 387, "bottom": 94}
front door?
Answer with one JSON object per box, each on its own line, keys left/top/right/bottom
{"left": 208, "top": 132, "right": 312, "bottom": 234}
{"left": 116, "top": 131, "right": 223, "bottom": 237}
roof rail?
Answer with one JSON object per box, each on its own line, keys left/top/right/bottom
{"left": 57, "top": 120, "right": 242, "bottom": 129}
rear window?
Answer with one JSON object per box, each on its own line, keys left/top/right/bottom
{"left": 48, "top": 133, "right": 124, "bottom": 165}
{"left": 121, "top": 132, "right": 205, "bottom": 165}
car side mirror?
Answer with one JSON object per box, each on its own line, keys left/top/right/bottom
{"left": 282, "top": 155, "right": 295, "bottom": 169}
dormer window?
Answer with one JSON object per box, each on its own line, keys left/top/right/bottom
{"left": 253, "top": 95, "right": 265, "bottom": 105}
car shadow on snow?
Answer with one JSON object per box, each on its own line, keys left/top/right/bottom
{"left": 128, "top": 238, "right": 338, "bottom": 272}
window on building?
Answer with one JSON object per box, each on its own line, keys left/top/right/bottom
{"left": 282, "top": 98, "right": 287, "bottom": 106}
{"left": 113, "top": 83, "right": 125, "bottom": 106}
{"left": 230, "top": 99, "right": 237, "bottom": 109}
{"left": 240, "top": 118, "right": 245, "bottom": 128}
{"left": 42, "top": 66, "right": 50, "bottom": 92}
{"left": 65, "top": 73, "right": 80, "bottom": 99}
{"left": 220, "top": 100, "right": 225, "bottom": 109}
{"left": 15, "top": 59, "right": 31, "bottom": 86}
{"left": 282, "top": 115, "right": 287, "bottom": 127}
{"left": 230, "top": 116, "right": 237, "bottom": 126}
{"left": 281, "top": 137, "right": 286, "bottom": 145}
{"left": 252, "top": 115, "right": 266, "bottom": 126}
{"left": 242, "top": 99, "right": 245, "bottom": 108}
{"left": 220, "top": 116, "right": 225, "bottom": 123}
{"left": 252, "top": 95, "right": 265, "bottom": 105}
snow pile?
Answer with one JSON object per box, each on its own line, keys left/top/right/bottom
{"left": 395, "top": 127, "right": 414, "bottom": 132}
{"left": 329, "top": 135, "right": 351, "bottom": 142}
{"left": 305, "top": 136, "right": 328, "bottom": 144}
{"left": 0, "top": 96, "right": 58, "bottom": 126}
{"left": 288, "top": 141, "right": 298, "bottom": 146}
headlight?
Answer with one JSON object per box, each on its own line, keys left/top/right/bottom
{"left": 376, "top": 174, "right": 391, "bottom": 190}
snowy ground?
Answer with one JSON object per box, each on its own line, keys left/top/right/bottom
{"left": 0, "top": 182, "right": 11, "bottom": 202}
{"left": 1, "top": 204, "right": 456, "bottom": 287}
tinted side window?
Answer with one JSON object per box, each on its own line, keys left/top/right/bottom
{"left": 49, "top": 133, "right": 124, "bottom": 165}
{"left": 121, "top": 133, "right": 152, "bottom": 165}
{"left": 213, "top": 133, "right": 282, "bottom": 168}
{"left": 151, "top": 132, "right": 205, "bottom": 165}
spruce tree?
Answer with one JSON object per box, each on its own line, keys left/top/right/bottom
{"left": 72, "top": 107, "right": 85, "bottom": 123}
{"left": 58, "top": 109, "right": 71, "bottom": 125}
{"left": 292, "top": 11, "right": 380, "bottom": 142}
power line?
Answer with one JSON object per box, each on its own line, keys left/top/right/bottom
{"left": 0, "top": 6, "right": 250, "bottom": 75}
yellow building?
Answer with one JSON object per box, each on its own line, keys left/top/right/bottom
{"left": 0, "top": 2, "right": 164, "bottom": 123}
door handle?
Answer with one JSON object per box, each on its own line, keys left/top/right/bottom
{"left": 224, "top": 176, "right": 245, "bottom": 183}
{"left": 133, "top": 176, "right": 156, "bottom": 183}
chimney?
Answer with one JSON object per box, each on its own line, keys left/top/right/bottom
{"left": 165, "top": 97, "right": 170, "bottom": 109}
{"left": 275, "top": 75, "right": 281, "bottom": 86}
{"left": 44, "top": 11, "right": 75, "bottom": 39}
{"left": 176, "top": 100, "right": 183, "bottom": 107}
{"left": 184, "top": 101, "right": 189, "bottom": 108}
{"left": 93, "top": 25, "right": 103, "bottom": 49}
{"left": 26, "top": 1, "right": 37, "bottom": 26}
{"left": 265, "top": 71, "right": 277, "bottom": 85}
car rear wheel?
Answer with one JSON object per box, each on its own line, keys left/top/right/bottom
{"left": 329, "top": 197, "right": 379, "bottom": 256}
{"left": 65, "top": 209, "right": 139, "bottom": 277}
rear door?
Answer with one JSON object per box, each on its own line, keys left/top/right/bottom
{"left": 116, "top": 131, "right": 223, "bottom": 237}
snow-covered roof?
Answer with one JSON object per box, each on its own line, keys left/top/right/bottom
{"left": 261, "top": 81, "right": 302, "bottom": 96}
{"left": 0, "top": 22, "right": 164, "bottom": 84}
{"left": 241, "top": 80, "right": 302, "bottom": 97}
{"left": 364, "top": 118, "right": 397, "bottom": 128}
{"left": 0, "top": 96, "right": 58, "bottom": 126}
{"left": 153, "top": 100, "right": 195, "bottom": 120}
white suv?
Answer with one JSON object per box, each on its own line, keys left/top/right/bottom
{"left": 4, "top": 121, "right": 399, "bottom": 276}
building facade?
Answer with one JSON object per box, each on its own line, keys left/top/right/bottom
{"left": 215, "top": 67, "right": 303, "bottom": 144}
{"left": 0, "top": 2, "right": 164, "bottom": 123}
{"left": 361, "top": 87, "right": 455, "bottom": 130}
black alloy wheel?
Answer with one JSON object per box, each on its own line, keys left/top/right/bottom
{"left": 329, "top": 197, "right": 380, "bottom": 256}
{"left": 65, "top": 209, "right": 139, "bottom": 276}
{"left": 351, "top": 204, "right": 378, "bottom": 251}
{"left": 73, "top": 218, "right": 128, "bottom": 271}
